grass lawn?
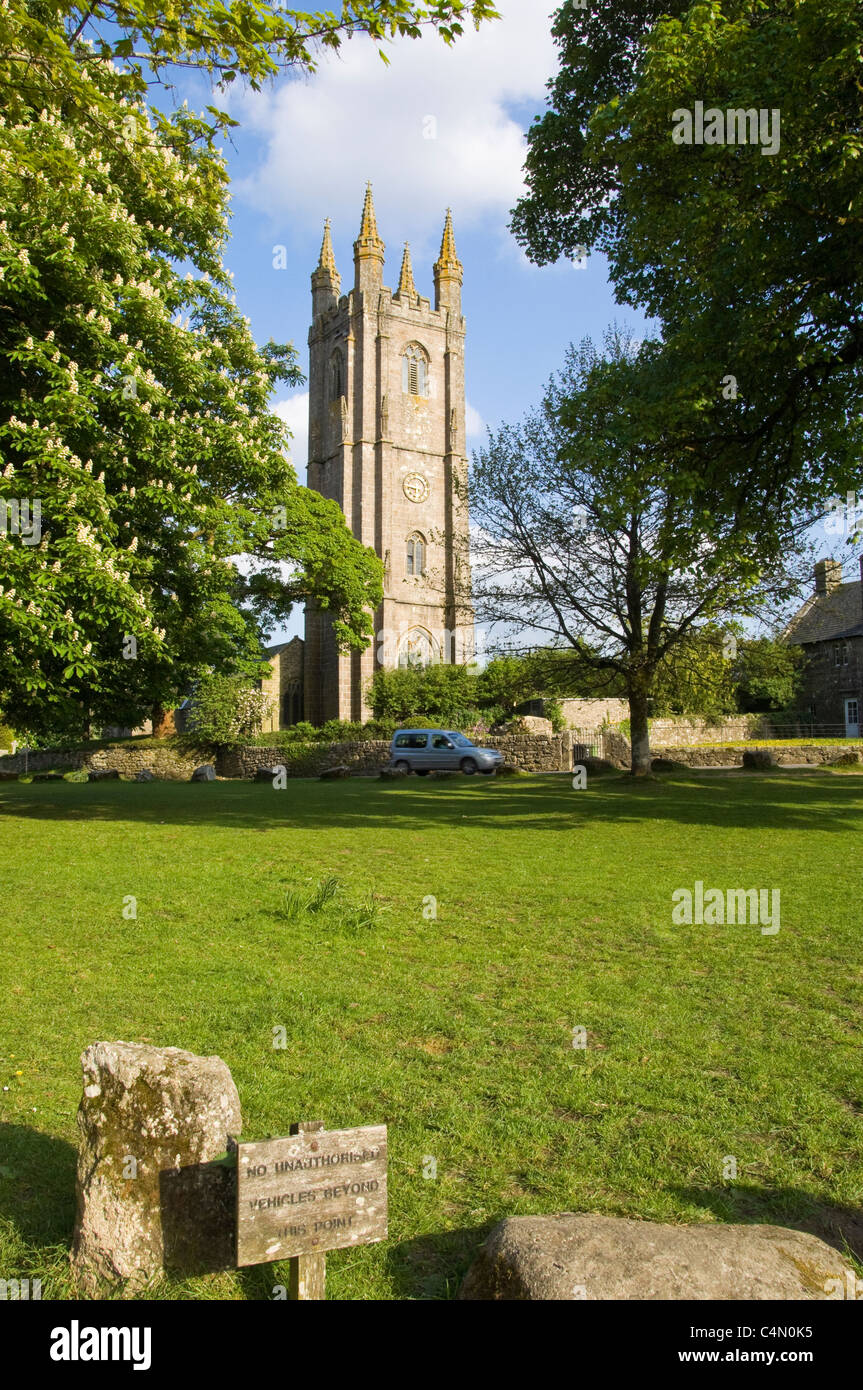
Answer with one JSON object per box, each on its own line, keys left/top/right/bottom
{"left": 1, "top": 769, "right": 861, "bottom": 1300}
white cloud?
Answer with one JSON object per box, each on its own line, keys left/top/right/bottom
{"left": 465, "top": 401, "right": 486, "bottom": 438}
{"left": 235, "top": 0, "right": 557, "bottom": 244}
{"left": 273, "top": 392, "right": 309, "bottom": 480}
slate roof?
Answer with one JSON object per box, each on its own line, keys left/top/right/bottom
{"left": 783, "top": 580, "right": 863, "bottom": 646}
{"left": 264, "top": 637, "right": 303, "bottom": 657}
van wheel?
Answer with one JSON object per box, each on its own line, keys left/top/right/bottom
{"left": 460, "top": 758, "right": 478, "bottom": 775}
{"left": 393, "top": 760, "right": 410, "bottom": 774}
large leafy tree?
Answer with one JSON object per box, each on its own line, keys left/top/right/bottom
{"left": 1, "top": 0, "right": 495, "bottom": 735}
{"left": 458, "top": 332, "right": 814, "bottom": 774}
{"left": 512, "top": 0, "right": 863, "bottom": 511}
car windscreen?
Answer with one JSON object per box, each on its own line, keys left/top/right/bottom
{"left": 449, "top": 733, "right": 474, "bottom": 748}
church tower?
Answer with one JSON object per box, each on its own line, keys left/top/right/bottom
{"left": 304, "top": 188, "right": 474, "bottom": 724}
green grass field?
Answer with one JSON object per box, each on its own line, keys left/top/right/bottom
{"left": 1, "top": 770, "right": 861, "bottom": 1300}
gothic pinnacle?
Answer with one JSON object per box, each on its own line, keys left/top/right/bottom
{"left": 354, "top": 183, "right": 385, "bottom": 260}
{"left": 396, "top": 243, "right": 417, "bottom": 300}
{"left": 318, "top": 218, "right": 338, "bottom": 278}
{"left": 312, "top": 217, "right": 340, "bottom": 295}
{"left": 434, "top": 207, "right": 462, "bottom": 282}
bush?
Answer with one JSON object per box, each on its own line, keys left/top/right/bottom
{"left": 368, "top": 664, "right": 480, "bottom": 722}
{"left": 544, "top": 699, "right": 566, "bottom": 732}
{"left": 185, "top": 674, "right": 274, "bottom": 747}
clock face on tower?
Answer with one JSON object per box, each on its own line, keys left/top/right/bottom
{"left": 403, "top": 472, "right": 429, "bottom": 504}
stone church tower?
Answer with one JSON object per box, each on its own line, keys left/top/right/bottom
{"left": 303, "top": 187, "right": 474, "bottom": 724}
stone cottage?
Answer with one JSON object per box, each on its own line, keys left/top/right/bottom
{"left": 258, "top": 637, "right": 305, "bottom": 732}
{"left": 783, "top": 558, "right": 863, "bottom": 736}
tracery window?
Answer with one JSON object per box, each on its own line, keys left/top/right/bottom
{"left": 406, "top": 532, "right": 426, "bottom": 577}
{"left": 401, "top": 342, "right": 428, "bottom": 397}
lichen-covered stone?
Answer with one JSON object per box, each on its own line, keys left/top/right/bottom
{"left": 320, "top": 764, "right": 350, "bottom": 779}
{"left": 88, "top": 768, "right": 120, "bottom": 781}
{"left": 743, "top": 749, "right": 776, "bottom": 770}
{"left": 71, "top": 1041, "right": 241, "bottom": 1296}
{"left": 831, "top": 750, "right": 863, "bottom": 766}
{"left": 458, "top": 1214, "right": 854, "bottom": 1301}
{"left": 190, "top": 764, "right": 216, "bottom": 781}
{"left": 135, "top": 768, "right": 155, "bottom": 782}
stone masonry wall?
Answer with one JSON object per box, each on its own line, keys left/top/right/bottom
{"left": 216, "top": 741, "right": 392, "bottom": 778}
{"left": 219, "top": 733, "right": 577, "bottom": 776}
{"left": 655, "top": 743, "right": 863, "bottom": 767}
{"left": 647, "top": 715, "right": 771, "bottom": 746}
{"left": 0, "top": 745, "right": 204, "bottom": 779}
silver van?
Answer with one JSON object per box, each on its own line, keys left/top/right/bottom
{"left": 390, "top": 729, "right": 504, "bottom": 776}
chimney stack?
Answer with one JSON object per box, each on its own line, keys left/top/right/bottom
{"left": 814, "top": 559, "right": 843, "bottom": 596}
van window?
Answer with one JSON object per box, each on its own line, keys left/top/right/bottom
{"left": 395, "top": 733, "right": 427, "bottom": 748}
{"left": 432, "top": 734, "right": 454, "bottom": 749}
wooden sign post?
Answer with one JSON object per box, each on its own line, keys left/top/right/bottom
{"left": 236, "top": 1120, "right": 387, "bottom": 1300}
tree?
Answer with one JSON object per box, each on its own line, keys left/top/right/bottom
{"left": 47, "top": 0, "right": 500, "bottom": 90}
{"left": 733, "top": 637, "right": 807, "bottom": 714}
{"left": 511, "top": 0, "right": 863, "bottom": 512}
{"left": 457, "top": 331, "right": 815, "bottom": 774}
{"left": 650, "top": 625, "right": 738, "bottom": 721}
{"left": 183, "top": 671, "right": 273, "bottom": 745}
{"left": 1, "top": 0, "right": 498, "bottom": 735}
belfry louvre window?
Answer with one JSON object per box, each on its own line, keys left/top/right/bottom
{"left": 406, "top": 533, "right": 426, "bottom": 576}
{"left": 402, "top": 343, "right": 428, "bottom": 397}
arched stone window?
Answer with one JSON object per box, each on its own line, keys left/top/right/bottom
{"left": 401, "top": 342, "right": 429, "bottom": 397}
{"left": 329, "top": 349, "right": 344, "bottom": 400}
{"left": 398, "top": 627, "right": 438, "bottom": 669}
{"left": 406, "top": 532, "right": 426, "bottom": 577}
{"left": 281, "top": 681, "right": 302, "bottom": 727}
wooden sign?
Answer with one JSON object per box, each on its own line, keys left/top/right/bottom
{"left": 236, "top": 1122, "right": 387, "bottom": 1269}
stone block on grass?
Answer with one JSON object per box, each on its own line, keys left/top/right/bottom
{"left": 71, "top": 1041, "right": 241, "bottom": 1295}
{"left": 458, "top": 1213, "right": 853, "bottom": 1301}
{"left": 742, "top": 749, "right": 776, "bottom": 770}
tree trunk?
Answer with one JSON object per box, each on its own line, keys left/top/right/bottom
{"left": 628, "top": 682, "right": 651, "bottom": 777}
{"left": 151, "top": 704, "right": 175, "bottom": 738}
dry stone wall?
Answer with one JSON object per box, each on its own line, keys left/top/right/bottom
{"left": 217, "top": 741, "right": 392, "bottom": 778}
{"left": 4, "top": 730, "right": 856, "bottom": 781}
{"left": 0, "top": 745, "right": 202, "bottom": 779}
{"left": 655, "top": 743, "right": 863, "bottom": 767}
{"left": 647, "top": 716, "right": 771, "bottom": 746}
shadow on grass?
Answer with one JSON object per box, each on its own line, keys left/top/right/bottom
{"left": 384, "top": 1221, "right": 492, "bottom": 1300}
{"left": 671, "top": 1183, "right": 863, "bottom": 1264}
{"left": 0, "top": 1122, "right": 76, "bottom": 1247}
{"left": 1, "top": 771, "right": 862, "bottom": 838}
